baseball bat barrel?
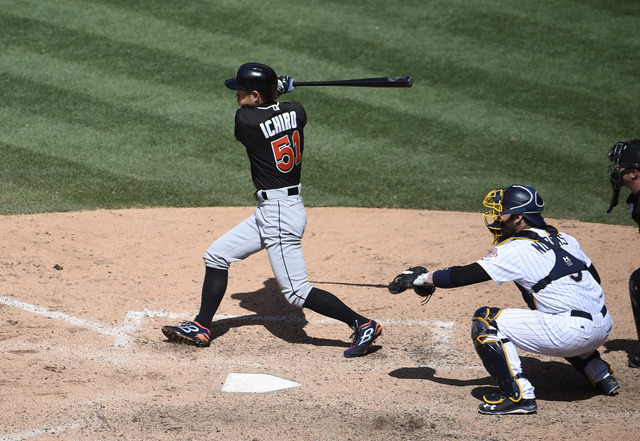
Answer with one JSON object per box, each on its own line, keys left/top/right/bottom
{"left": 293, "top": 76, "right": 413, "bottom": 88}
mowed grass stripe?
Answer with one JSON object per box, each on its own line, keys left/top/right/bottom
{"left": 0, "top": 47, "right": 620, "bottom": 218}
{"left": 0, "top": 47, "right": 229, "bottom": 131}
{"left": 2, "top": 0, "right": 249, "bottom": 70}
{"left": 0, "top": 61, "right": 231, "bottom": 174}
{"left": 8, "top": 0, "right": 630, "bottom": 144}
{"left": 0, "top": 141, "right": 191, "bottom": 213}
{"left": 1, "top": 14, "right": 221, "bottom": 96}
{"left": 1, "top": 0, "right": 638, "bottom": 225}
{"left": 0, "top": 122, "right": 253, "bottom": 212}
{"left": 290, "top": 91, "right": 611, "bottom": 220}
{"left": 5, "top": 0, "right": 636, "bottom": 120}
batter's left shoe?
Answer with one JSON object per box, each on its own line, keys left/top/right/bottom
{"left": 477, "top": 395, "right": 537, "bottom": 415}
{"left": 344, "top": 320, "right": 382, "bottom": 358}
{"left": 597, "top": 374, "right": 620, "bottom": 396}
{"left": 162, "top": 321, "right": 211, "bottom": 347}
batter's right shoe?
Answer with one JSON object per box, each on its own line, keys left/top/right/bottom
{"left": 162, "top": 321, "right": 211, "bottom": 347}
{"left": 628, "top": 349, "right": 640, "bottom": 368}
{"left": 477, "top": 395, "right": 537, "bottom": 415}
{"left": 344, "top": 320, "right": 382, "bottom": 358}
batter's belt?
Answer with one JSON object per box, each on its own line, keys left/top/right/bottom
{"left": 254, "top": 185, "right": 301, "bottom": 202}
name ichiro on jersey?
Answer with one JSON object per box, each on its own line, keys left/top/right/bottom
{"left": 259, "top": 111, "right": 298, "bottom": 139}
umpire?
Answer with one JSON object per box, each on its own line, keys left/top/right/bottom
{"left": 606, "top": 139, "right": 640, "bottom": 367}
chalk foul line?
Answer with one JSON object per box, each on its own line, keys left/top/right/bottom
{"left": 0, "top": 296, "right": 453, "bottom": 348}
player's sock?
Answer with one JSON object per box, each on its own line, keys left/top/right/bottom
{"left": 303, "top": 287, "right": 367, "bottom": 327}
{"left": 194, "top": 267, "right": 228, "bottom": 329}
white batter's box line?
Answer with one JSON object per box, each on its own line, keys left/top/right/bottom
{"left": 0, "top": 421, "right": 82, "bottom": 441}
{"left": 0, "top": 296, "right": 454, "bottom": 348}
{"left": 0, "top": 296, "right": 132, "bottom": 348}
{"left": 379, "top": 319, "right": 454, "bottom": 328}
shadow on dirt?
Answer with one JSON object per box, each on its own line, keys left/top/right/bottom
{"left": 389, "top": 355, "right": 607, "bottom": 403}
{"left": 389, "top": 366, "right": 492, "bottom": 386}
{"left": 603, "top": 338, "right": 638, "bottom": 357}
{"left": 209, "top": 278, "right": 349, "bottom": 348}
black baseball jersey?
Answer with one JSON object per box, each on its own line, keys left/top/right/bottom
{"left": 627, "top": 191, "right": 640, "bottom": 233}
{"left": 234, "top": 101, "right": 307, "bottom": 190}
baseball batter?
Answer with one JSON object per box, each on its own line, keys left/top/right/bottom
{"left": 606, "top": 139, "right": 640, "bottom": 367}
{"left": 162, "top": 62, "right": 381, "bottom": 358}
{"left": 390, "top": 185, "right": 619, "bottom": 414}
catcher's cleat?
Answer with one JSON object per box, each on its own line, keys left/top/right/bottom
{"left": 597, "top": 374, "right": 620, "bottom": 396}
{"left": 344, "top": 320, "right": 382, "bottom": 358}
{"left": 628, "top": 350, "right": 640, "bottom": 368}
{"left": 477, "top": 395, "right": 537, "bottom": 415}
{"left": 162, "top": 321, "right": 211, "bottom": 347}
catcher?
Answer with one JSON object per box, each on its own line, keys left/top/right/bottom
{"left": 389, "top": 184, "right": 619, "bottom": 415}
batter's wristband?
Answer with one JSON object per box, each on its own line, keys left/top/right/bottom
{"left": 432, "top": 267, "right": 455, "bottom": 288}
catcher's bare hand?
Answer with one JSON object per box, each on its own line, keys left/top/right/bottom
{"left": 388, "top": 266, "right": 436, "bottom": 303}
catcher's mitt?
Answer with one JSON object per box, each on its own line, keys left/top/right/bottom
{"left": 388, "top": 266, "right": 436, "bottom": 303}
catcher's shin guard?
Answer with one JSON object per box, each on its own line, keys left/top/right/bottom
{"left": 471, "top": 307, "right": 523, "bottom": 402}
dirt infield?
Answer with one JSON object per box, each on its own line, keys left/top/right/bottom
{"left": 1, "top": 207, "right": 639, "bottom": 440}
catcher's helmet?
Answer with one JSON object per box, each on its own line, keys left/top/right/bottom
{"left": 224, "top": 62, "right": 278, "bottom": 102}
{"left": 483, "top": 185, "right": 545, "bottom": 243}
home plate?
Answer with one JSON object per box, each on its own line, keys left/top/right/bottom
{"left": 221, "top": 373, "right": 301, "bottom": 393}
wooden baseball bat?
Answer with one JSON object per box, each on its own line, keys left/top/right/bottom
{"left": 293, "top": 76, "right": 412, "bottom": 88}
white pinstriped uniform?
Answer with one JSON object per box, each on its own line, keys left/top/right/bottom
{"left": 476, "top": 227, "right": 612, "bottom": 399}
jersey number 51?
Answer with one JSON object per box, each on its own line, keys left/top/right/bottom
{"left": 271, "top": 131, "right": 301, "bottom": 173}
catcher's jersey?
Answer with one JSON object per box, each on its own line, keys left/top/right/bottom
{"left": 476, "top": 227, "right": 605, "bottom": 315}
{"left": 234, "top": 101, "right": 307, "bottom": 190}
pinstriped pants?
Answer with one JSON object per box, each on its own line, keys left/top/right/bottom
{"left": 491, "top": 308, "right": 613, "bottom": 399}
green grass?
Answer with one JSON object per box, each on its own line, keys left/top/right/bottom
{"left": 1, "top": 0, "right": 638, "bottom": 226}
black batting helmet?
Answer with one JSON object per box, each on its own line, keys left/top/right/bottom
{"left": 224, "top": 62, "right": 278, "bottom": 102}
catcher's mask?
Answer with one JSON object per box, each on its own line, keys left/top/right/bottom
{"left": 483, "top": 185, "right": 545, "bottom": 244}
{"left": 606, "top": 139, "right": 640, "bottom": 213}
{"left": 224, "top": 62, "right": 278, "bottom": 102}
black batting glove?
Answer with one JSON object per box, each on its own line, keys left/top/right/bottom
{"left": 276, "top": 75, "right": 295, "bottom": 97}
